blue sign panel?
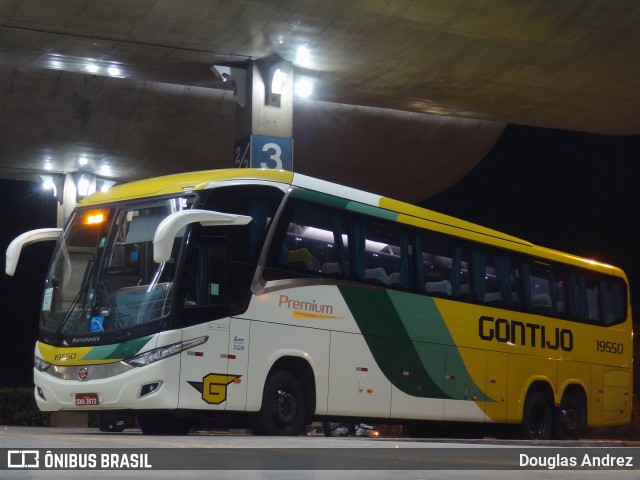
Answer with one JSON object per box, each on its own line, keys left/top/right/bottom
{"left": 233, "top": 135, "right": 293, "bottom": 171}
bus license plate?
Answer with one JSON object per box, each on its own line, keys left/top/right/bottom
{"left": 75, "top": 393, "right": 99, "bottom": 406}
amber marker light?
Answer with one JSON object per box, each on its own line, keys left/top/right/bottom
{"left": 85, "top": 212, "right": 105, "bottom": 225}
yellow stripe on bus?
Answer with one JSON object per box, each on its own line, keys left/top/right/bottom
{"left": 38, "top": 342, "right": 121, "bottom": 366}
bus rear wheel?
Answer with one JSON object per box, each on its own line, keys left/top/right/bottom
{"left": 520, "top": 391, "right": 552, "bottom": 440}
{"left": 254, "top": 370, "right": 305, "bottom": 436}
{"left": 554, "top": 391, "right": 586, "bottom": 440}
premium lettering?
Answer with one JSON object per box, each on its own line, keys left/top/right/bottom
{"left": 278, "top": 294, "right": 333, "bottom": 315}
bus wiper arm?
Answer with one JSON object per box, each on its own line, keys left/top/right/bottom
{"left": 54, "top": 261, "right": 94, "bottom": 343}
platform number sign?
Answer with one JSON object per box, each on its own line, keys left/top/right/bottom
{"left": 233, "top": 135, "right": 293, "bottom": 171}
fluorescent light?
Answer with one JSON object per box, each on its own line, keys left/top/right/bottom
{"left": 295, "top": 45, "right": 311, "bottom": 67}
{"left": 77, "top": 177, "right": 90, "bottom": 197}
{"left": 100, "top": 164, "right": 111, "bottom": 175}
{"left": 271, "top": 68, "right": 287, "bottom": 95}
{"left": 41, "top": 176, "right": 57, "bottom": 197}
{"left": 85, "top": 63, "right": 100, "bottom": 74}
{"left": 107, "top": 65, "right": 121, "bottom": 77}
{"left": 294, "top": 78, "right": 314, "bottom": 98}
{"left": 79, "top": 156, "right": 88, "bottom": 166}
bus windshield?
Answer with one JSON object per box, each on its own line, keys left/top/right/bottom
{"left": 40, "top": 196, "right": 191, "bottom": 346}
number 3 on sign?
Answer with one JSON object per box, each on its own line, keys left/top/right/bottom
{"left": 261, "top": 143, "right": 282, "bottom": 169}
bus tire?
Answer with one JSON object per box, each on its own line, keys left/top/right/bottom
{"left": 554, "top": 390, "right": 586, "bottom": 440}
{"left": 520, "top": 391, "right": 552, "bottom": 440}
{"left": 137, "top": 412, "right": 191, "bottom": 436}
{"left": 255, "top": 370, "right": 305, "bottom": 436}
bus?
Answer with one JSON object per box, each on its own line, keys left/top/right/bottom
{"left": 5, "top": 168, "right": 633, "bottom": 439}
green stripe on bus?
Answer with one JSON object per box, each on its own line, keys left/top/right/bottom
{"left": 338, "top": 285, "right": 450, "bottom": 399}
{"left": 82, "top": 335, "right": 153, "bottom": 360}
{"left": 339, "top": 286, "right": 492, "bottom": 402}
{"left": 387, "top": 290, "right": 491, "bottom": 403}
{"left": 346, "top": 202, "right": 398, "bottom": 221}
{"left": 291, "top": 189, "right": 399, "bottom": 222}
{"left": 290, "top": 189, "right": 349, "bottom": 209}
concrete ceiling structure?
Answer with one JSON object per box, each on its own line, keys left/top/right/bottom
{"left": 0, "top": 0, "right": 639, "bottom": 203}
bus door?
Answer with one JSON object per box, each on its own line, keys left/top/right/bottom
{"left": 178, "top": 237, "right": 237, "bottom": 410}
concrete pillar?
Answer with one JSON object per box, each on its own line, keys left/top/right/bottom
{"left": 232, "top": 59, "right": 294, "bottom": 171}
{"left": 54, "top": 172, "right": 96, "bottom": 227}
{"left": 51, "top": 172, "right": 90, "bottom": 428}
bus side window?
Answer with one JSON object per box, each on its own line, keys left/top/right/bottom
{"left": 353, "top": 216, "right": 412, "bottom": 288}
{"left": 269, "top": 200, "right": 350, "bottom": 278}
{"left": 585, "top": 276, "right": 600, "bottom": 323}
{"left": 416, "top": 232, "right": 467, "bottom": 298}
{"left": 600, "top": 278, "right": 627, "bottom": 325}
{"left": 471, "top": 249, "right": 521, "bottom": 308}
{"left": 566, "top": 272, "right": 588, "bottom": 321}
{"left": 525, "top": 261, "right": 553, "bottom": 315}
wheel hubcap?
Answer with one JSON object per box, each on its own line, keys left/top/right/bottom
{"left": 273, "top": 387, "right": 297, "bottom": 425}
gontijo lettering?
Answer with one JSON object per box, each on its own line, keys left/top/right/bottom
{"left": 479, "top": 315, "right": 574, "bottom": 351}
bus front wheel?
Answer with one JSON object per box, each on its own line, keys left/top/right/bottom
{"left": 520, "top": 391, "right": 552, "bottom": 440}
{"left": 254, "top": 370, "right": 305, "bottom": 436}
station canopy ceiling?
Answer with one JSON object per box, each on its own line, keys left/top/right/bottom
{"left": 1, "top": 1, "right": 638, "bottom": 202}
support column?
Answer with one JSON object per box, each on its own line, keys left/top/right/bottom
{"left": 51, "top": 172, "right": 92, "bottom": 427}
{"left": 53, "top": 172, "right": 96, "bottom": 228}
{"left": 231, "top": 59, "right": 294, "bottom": 171}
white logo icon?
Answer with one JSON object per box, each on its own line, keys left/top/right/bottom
{"left": 7, "top": 450, "right": 40, "bottom": 468}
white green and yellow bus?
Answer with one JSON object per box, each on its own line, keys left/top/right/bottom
{"left": 5, "top": 169, "right": 633, "bottom": 438}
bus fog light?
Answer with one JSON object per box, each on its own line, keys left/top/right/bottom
{"left": 36, "top": 386, "right": 46, "bottom": 401}
{"left": 140, "top": 381, "right": 162, "bottom": 398}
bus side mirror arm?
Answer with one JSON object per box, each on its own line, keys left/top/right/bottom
{"left": 153, "top": 209, "right": 252, "bottom": 263}
{"left": 5, "top": 228, "right": 63, "bottom": 276}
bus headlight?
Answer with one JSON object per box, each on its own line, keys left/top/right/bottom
{"left": 34, "top": 355, "right": 51, "bottom": 372}
{"left": 123, "top": 336, "right": 208, "bottom": 367}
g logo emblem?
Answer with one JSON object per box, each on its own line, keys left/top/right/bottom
{"left": 188, "top": 373, "right": 240, "bottom": 404}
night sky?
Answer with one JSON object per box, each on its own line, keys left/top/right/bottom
{"left": 423, "top": 124, "right": 640, "bottom": 314}
{"left": 0, "top": 182, "right": 57, "bottom": 386}
{"left": 1, "top": 124, "right": 639, "bottom": 388}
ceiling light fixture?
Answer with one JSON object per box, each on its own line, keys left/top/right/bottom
{"left": 107, "top": 65, "right": 122, "bottom": 77}
{"left": 271, "top": 68, "right": 288, "bottom": 95}
{"left": 294, "top": 77, "right": 314, "bottom": 98}
{"left": 295, "top": 45, "right": 311, "bottom": 67}
{"left": 85, "top": 62, "right": 100, "bottom": 74}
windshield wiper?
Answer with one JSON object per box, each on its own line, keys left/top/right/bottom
{"left": 53, "top": 260, "right": 94, "bottom": 344}
{"left": 94, "top": 279, "right": 125, "bottom": 340}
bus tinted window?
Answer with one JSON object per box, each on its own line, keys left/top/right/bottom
{"left": 353, "top": 216, "right": 412, "bottom": 288}
{"left": 270, "top": 199, "right": 350, "bottom": 277}
{"left": 204, "top": 185, "right": 284, "bottom": 263}
{"left": 416, "top": 232, "right": 475, "bottom": 300}
{"left": 471, "top": 248, "right": 521, "bottom": 308}
{"left": 266, "top": 193, "right": 628, "bottom": 326}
